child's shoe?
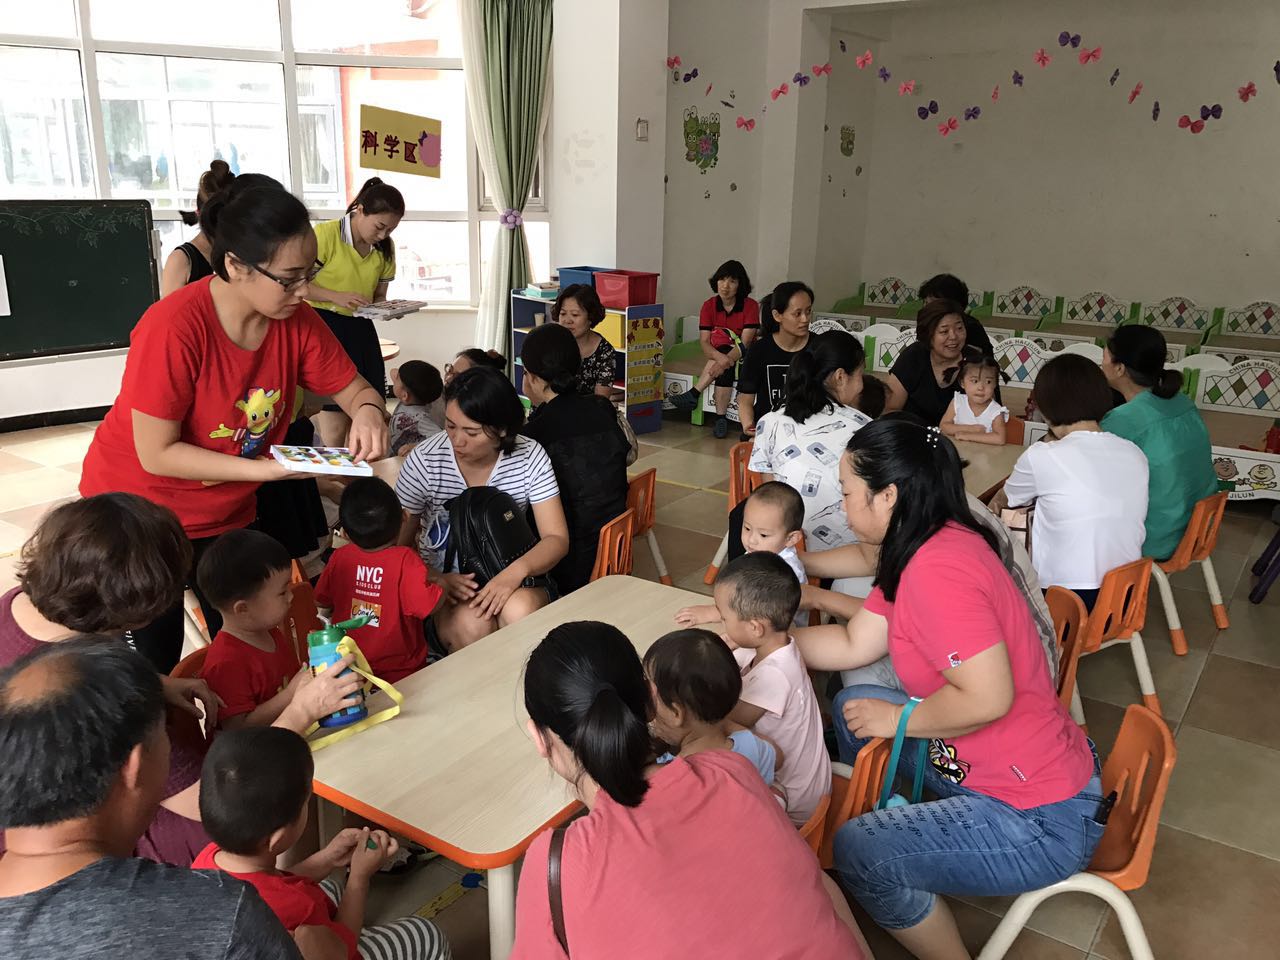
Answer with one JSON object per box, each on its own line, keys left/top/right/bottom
{"left": 670, "top": 388, "right": 700, "bottom": 412}
{"left": 712, "top": 416, "right": 729, "bottom": 439}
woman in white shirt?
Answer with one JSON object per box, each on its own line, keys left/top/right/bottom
{"left": 992, "top": 354, "right": 1148, "bottom": 610}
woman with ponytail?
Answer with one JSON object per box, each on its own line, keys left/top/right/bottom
{"left": 791, "top": 419, "right": 1102, "bottom": 960}
{"left": 513, "top": 621, "right": 868, "bottom": 959}
{"left": 519, "top": 324, "right": 630, "bottom": 593}
{"left": 1102, "top": 324, "right": 1217, "bottom": 560}
{"left": 159, "top": 159, "right": 235, "bottom": 296}
{"left": 305, "top": 177, "right": 406, "bottom": 437}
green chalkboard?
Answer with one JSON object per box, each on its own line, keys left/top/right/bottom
{"left": 0, "top": 200, "right": 158, "bottom": 360}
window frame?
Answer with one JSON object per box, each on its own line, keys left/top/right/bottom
{"left": 0, "top": 0, "right": 546, "bottom": 307}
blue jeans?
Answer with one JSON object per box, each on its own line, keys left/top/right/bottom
{"left": 831, "top": 684, "right": 1107, "bottom": 930}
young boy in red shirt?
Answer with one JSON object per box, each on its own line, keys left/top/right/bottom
{"left": 198, "top": 530, "right": 307, "bottom": 729}
{"left": 193, "top": 727, "right": 449, "bottom": 960}
{"left": 315, "top": 478, "right": 443, "bottom": 682}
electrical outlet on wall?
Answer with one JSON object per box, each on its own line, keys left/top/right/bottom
{"left": 636, "top": 119, "right": 649, "bottom": 141}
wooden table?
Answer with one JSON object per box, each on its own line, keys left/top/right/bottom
{"left": 959, "top": 442, "right": 1023, "bottom": 501}
{"left": 310, "top": 576, "right": 705, "bottom": 960}
{"left": 379, "top": 338, "right": 400, "bottom": 362}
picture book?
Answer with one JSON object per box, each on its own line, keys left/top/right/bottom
{"left": 270, "top": 445, "right": 374, "bottom": 477}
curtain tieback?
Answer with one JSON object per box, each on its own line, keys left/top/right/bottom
{"left": 500, "top": 208, "right": 524, "bottom": 229}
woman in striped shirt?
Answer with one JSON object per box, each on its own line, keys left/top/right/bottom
{"left": 395, "top": 368, "right": 569, "bottom": 651}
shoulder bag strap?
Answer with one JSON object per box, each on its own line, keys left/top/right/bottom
{"left": 548, "top": 826, "right": 569, "bottom": 955}
{"left": 876, "top": 696, "right": 925, "bottom": 810}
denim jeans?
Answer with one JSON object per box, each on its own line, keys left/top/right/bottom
{"left": 831, "top": 684, "right": 1107, "bottom": 930}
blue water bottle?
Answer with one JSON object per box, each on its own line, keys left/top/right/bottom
{"left": 307, "top": 616, "right": 370, "bottom": 728}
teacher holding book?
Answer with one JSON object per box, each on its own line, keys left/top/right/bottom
{"left": 80, "top": 183, "right": 386, "bottom": 672}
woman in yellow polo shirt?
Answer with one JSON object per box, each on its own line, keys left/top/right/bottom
{"left": 305, "top": 177, "right": 405, "bottom": 427}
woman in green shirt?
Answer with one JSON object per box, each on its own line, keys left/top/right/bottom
{"left": 1101, "top": 325, "right": 1217, "bottom": 560}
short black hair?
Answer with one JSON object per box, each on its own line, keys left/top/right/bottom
{"left": 746, "top": 481, "right": 805, "bottom": 535}
{"left": 199, "top": 727, "right": 314, "bottom": 855}
{"left": 857, "top": 375, "right": 887, "bottom": 418}
{"left": 196, "top": 529, "right": 292, "bottom": 613}
{"left": 644, "top": 629, "right": 742, "bottom": 724}
{"left": 715, "top": 552, "right": 801, "bottom": 631}
{"left": 0, "top": 636, "right": 164, "bottom": 828}
{"left": 553, "top": 284, "right": 607, "bottom": 328}
{"left": 207, "top": 184, "right": 309, "bottom": 282}
{"left": 708, "top": 260, "right": 753, "bottom": 301}
{"left": 770, "top": 281, "right": 815, "bottom": 324}
{"left": 396, "top": 360, "right": 443, "bottom": 406}
{"left": 455, "top": 348, "right": 506, "bottom": 371}
{"left": 1033, "top": 354, "right": 1115, "bottom": 426}
{"left": 919, "top": 273, "right": 970, "bottom": 307}
{"left": 443, "top": 366, "right": 526, "bottom": 455}
{"left": 520, "top": 323, "right": 581, "bottom": 395}
{"left": 339, "top": 477, "right": 402, "bottom": 550}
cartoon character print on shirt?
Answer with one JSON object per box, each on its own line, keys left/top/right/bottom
{"left": 928, "top": 738, "right": 971, "bottom": 784}
{"left": 208, "top": 386, "right": 283, "bottom": 458}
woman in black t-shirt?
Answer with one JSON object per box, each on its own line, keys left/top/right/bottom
{"left": 736, "top": 280, "right": 815, "bottom": 436}
{"left": 884, "top": 299, "right": 970, "bottom": 424}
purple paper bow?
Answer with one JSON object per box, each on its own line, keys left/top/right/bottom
{"left": 1058, "top": 31, "right": 1081, "bottom": 48}
{"left": 839, "top": 40, "right": 847, "bottom": 53}
{"left": 500, "top": 208, "right": 523, "bottom": 229}
{"left": 1152, "top": 100, "right": 1161, "bottom": 122}
{"left": 917, "top": 100, "right": 939, "bottom": 120}
{"left": 1109, "top": 68, "right": 1120, "bottom": 86}
{"left": 878, "top": 66, "right": 890, "bottom": 82}
{"left": 1200, "top": 103, "right": 1223, "bottom": 120}
{"left": 682, "top": 68, "right": 698, "bottom": 82}
{"left": 1012, "top": 70, "right": 1024, "bottom": 87}
{"left": 793, "top": 71, "right": 811, "bottom": 87}
{"left": 964, "top": 106, "right": 981, "bottom": 121}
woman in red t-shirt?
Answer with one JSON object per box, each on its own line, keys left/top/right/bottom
{"left": 795, "top": 418, "right": 1104, "bottom": 958}
{"left": 511, "top": 621, "right": 869, "bottom": 960}
{"left": 80, "top": 185, "right": 386, "bottom": 671}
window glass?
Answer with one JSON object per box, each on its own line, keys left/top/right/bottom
{"left": 89, "top": 0, "right": 280, "bottom": 49}
{"left": 154, "top": 218, "right": 199, "bottom": 271}
{"left": 0, "top": 46, "right": 94, "bottom": 197}
{"left": 0, "top": 5, "right": 77, "bottom": 37}
{"left": 97, "top": 54, "right": 287, "bottom": 208}
{"left": 480, "top": 219, "right": 551, "bottom": 285}
{"left": 383, "top": 220, "right": 469, "bottom": 303}
{"left": 292, "top": 0, "right": 461, "bottom": 58}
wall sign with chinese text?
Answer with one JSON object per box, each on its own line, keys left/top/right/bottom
{"left": 358, "top": 104, "right": 442, "bottom": 179}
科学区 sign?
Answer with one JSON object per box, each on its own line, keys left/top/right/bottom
{"left": 358, "top": 104, "right": 442, "bottom": 179}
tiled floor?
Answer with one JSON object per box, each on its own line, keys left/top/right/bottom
{"left": 2, "top": 416, "right": 1278, "bottom": 959}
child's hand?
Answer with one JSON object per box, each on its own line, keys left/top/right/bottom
{"left": 320, "top": 827, "right": 365, "bottom": 870}
{"left": 349, "top": 827, "right": 397, "bottom": 881}
{"left": 441, "top": 572, "right": 478, "bottom": 604}
{"left": 673, "top": 604, "right": 715, "bottom": 627}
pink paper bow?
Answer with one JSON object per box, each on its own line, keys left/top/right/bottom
{"left": 1177, "top": 114, "right": 1206, "bottom": 134}
{"left": 1034, "top": 47, "right": 1052, "bottom": 68}
{"left": 1128, "top": 81, "right": 1143, "bottom": 104}
{"left": 771, "top": 83, "right": 789, "bottom": 99}
{"left": 1239, "top": 81, "right": 1258, "bottom": 103}
{"left": 938, "top": 117, "right": 959, "bottom": 136}
{"left": 856, "top": 50, "right": 873, "bottom": 69}
{"left": 666, "top": 56, "right": 681, "bottom": 69}
{"left": 813, "top": 63, "right": 832, "bottom": 77}
{"left": 991, "top": 84, "right": 1000, "bottom": 101}
{"left": 898, "top": 80, "right": 916, "bottom": 96}
{"left": 1078, "top": 46, "right": 1102, "bottom": 64}
{"left": 736, "top": 116, "right": 755, "bottom": 131}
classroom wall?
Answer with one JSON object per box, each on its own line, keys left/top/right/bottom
{"left": 616, "top": 0, "right": 669, "bottom": 274}
{"left": 838, "top": 0, "right": 1280, "bottom": 307}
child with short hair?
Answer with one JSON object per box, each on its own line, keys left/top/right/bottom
{"left": 194, "top": 727, "right": 450, "bottom": 960}
{"left": 941, "top": 354, "right": 1008, "bottom": 445}
{"left": 644, "top": 628, "right": 780, "bottom": 797}
{"left": 315, "top": 477, "right": 443, "bottom": 682}
{"left": 389, "top": 361, "right": 445, "bottom": 457}
{"left": 713, "top": 552, "right": 830, "bottom": 827}
{"left": 198, "top": 530, "right": 306, "bottom": 729}
{"left": 856, "top": 375, "right": 887, "bottom": 420}
{"left": 675, "top": 481, "right": 808, "bottom": 629}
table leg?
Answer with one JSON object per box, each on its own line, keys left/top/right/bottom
{"left": 487, "top": 862, "right": 516, "bottom": 960}
{"left": 315, "top": 795, "right": 343, "bottom": 848}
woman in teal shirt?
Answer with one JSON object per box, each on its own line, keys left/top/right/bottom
{"left": 1101, "top": 325, "right": 1217, "bottom": 560}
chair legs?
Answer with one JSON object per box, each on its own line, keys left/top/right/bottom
{"left": 644, "top": 530, "right": 673, "bottom": 586}
{"left": 1251, "top": 533, "right": 1280, "bottom": 604}
{"left": 976, "top": 873, "right": 1154, "bottom": 960}
{"left": 1069, "top": 683, "right": 1088, "bottom": 733}
{"left": 704, "top": 532, "right": 728, "bottom": 585}
{"left": 1200, "top": 557, "right": 1230, "bottom": 629}
{"left": 1149, "top": 565, "right": 1187, "bottom": 656}
{"left": 1127, "top": 632, "right": 1162, "bottom": 717}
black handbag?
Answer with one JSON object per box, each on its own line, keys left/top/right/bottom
{"left": 442, "top": 486, "right": 540, "bottom": 587}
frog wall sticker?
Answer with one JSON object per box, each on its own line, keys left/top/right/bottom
{"left": 683, "top": 107, "right": 720, "bottom": 173}
{"left": 840, "top": 124, "right": 856, "bottom": 156}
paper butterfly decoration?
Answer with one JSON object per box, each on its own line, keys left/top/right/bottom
{"left": 793, "top": 72, "right": 811, "bottom": 87}
{"left": 839, "top": 40, "right": 847, "bottom": 53}
{"left": 720, "top": 100, "right": 735, "bottom": 109}
{"left": 917, "top": 100, "right": 939, "bottom": 120}
{"left": 736, "top": 116, "right": 755, "bottom": 131}
{"left": 1239, "top": 82, "right": 1258, "bottom": 102}
{"left": 705, "top": 83, "right": 713, "bottom": 95}
{"left": 1078, "top": 47, "right": 1102, "bottom": 64}
{"left": 964, "top": 106, "right": 981, "bottom": 121}
{"left": 666, "top": 56, "right": 681, "bottom": 69}
{"left": 1178, "top": 114, "right": 1205, "bottom": 133}
{"left": 856, "top": 50, "right": 873, "bottom": 69}
{"left": 1109, "top": 68, "right": 1120, "bottom": 86}
{"left": 878, "top": 66, "right": 891, "bottom": 82}
{"left": 1034, "top": 48, "right": 1051, "bottom": 68}
{"left": 1058, "top": 32, "right": 1081, "bottom": 48}
{"left": 1128, "top": 82, "right": 1143, "bottom": 103}
{"left": 1013, "top": 70, "right": 1024, "bottom": 86}
{"left": 938, "top": 117, "right": 959, "bottom": 136}
{"left": 899, "top": 80, "right": 916, "bottom": 96}
{"left": 1153, "top": 100, "right": 1161, "bottom": 121}
{"left": 1200, "top": 103, "right": 1223, "bottom": 120}
{"left": 683, "top": 68, "right": 699, "bottom": 82}
{"left": 1274, "top": 60, "right": 1280, "bottom": 83}
{"left": 771, "top": 83, "right": 789, "bottom": 100}
{"left": 813, "top": 63, "right": 832, "bottom": 77}
{"left": 992, "top": 84, "right": 1000, "bottom": 101}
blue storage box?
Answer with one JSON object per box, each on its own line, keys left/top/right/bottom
{"left": 557, "top": 266, "right": 612, "bottom": 290}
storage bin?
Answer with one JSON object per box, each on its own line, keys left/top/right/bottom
{"left": 595, "top": 270, "right": 660, "bottom": 309}
{"left": 556, "top": 266, "right": 611, "bottom": 290}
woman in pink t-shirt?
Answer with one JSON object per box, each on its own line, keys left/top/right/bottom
{"left": 796, "top": 418, "right": 1104, "bottom": 959}
{"left": 511, "top": 621, "right": 868, "bottom": 960}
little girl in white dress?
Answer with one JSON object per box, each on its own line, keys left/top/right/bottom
{"left": 940, "top": 354, "right": 1009, "bottom": 445}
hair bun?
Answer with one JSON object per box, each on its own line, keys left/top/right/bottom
{"left": 209, "top": 158, "right": 230, "bottom": 177}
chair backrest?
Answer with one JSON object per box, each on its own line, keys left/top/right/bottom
{"left": 1006, "top": 416, "right": 1026, "bottom": 446}
{"left": 590, "top": 509, "right": 636, "bottom": 581}
{"left": 626, "top": 468, "right": 658, "bottom": 536}
{"left": 797, "top": 794, "right": 831, "bottom": 856}
{"left": 1089, "top": 704, "right": 1177, "bottom": 889}
{"left": 283, "top": 580, "right": 322, "bottom": 661}
{"left": 170, "top": 645, "right": 208, "bottom": 680}
{"left": 819, "top": 739, "right": 890, "bottom": 870}
{"left": 1045, "top": 586, "right": 1088, "bottom": 713}
{"left": 1161, "top": 492, "right": 1228, "bottom": 572}
{"left": 728, "top": 441, "right": 767, "bottom": 511}
{"left": 290, "top": 559, "right": 308, "bottom": 584}
{"left": 1079, "top": 558, "right": 1153, "bottom": 654}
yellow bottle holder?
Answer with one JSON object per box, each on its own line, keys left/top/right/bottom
{"left": 307, "top": 636, "right": 405, "bottom": 751}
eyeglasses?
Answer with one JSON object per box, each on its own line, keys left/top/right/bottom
{"left": 238, "top": 257, "right": 323, "bottom": 293}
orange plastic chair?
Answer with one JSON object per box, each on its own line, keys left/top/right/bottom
{"left": 1077, "top": 557, "right": 1160, "bottom": 715}
{"left": 282, "top": 580, "right": 322, "bottom": 661}
{"left": 627, "top": 468, "right": 672, "bottom": 585}
{"left": 1149, "top": 492, "right": 1229, "bottom": 656}
{"left": 705, "top": 441, "right": 766, "bottom": 584}
{"left": 590, "top": 509, "right": 636, "bottom": 581}
{"left": 1045, "top": 586, "right": 1088, "bottom": 727}
{"left": 170, "top": 646, "right": 208, "bottom": 680}
{"left": 977, "top": 704, "right": 1176, "bottom": 960}
{"left": 797, "top": 794, "right": 831, "bottom": 856}
{"left": 1006, "top": 416, "right": 1026, "bottom": 446}
{"left": 168, "top": 646, "right": 212, "bottom": 742}
{"left": 819, "top": 739, "right": 890, "bottom": 870}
